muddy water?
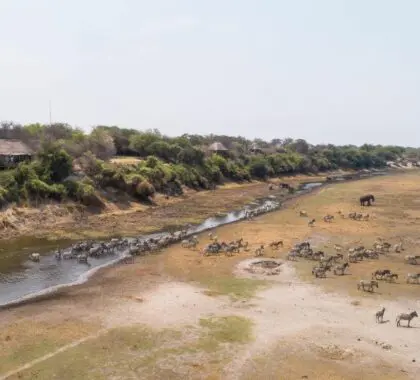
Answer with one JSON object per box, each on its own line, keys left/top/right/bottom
{"left": 0, "top": 182, "right": 324, "bottom": 307}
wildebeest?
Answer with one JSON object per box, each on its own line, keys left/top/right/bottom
{"left": 308, "top": 219, "right": 316, "bottom": 227}
{"left": 396, "top": 311, "right": 418, "bottom": 327}
{"left": 372, "top": 269, "right": 391, "bottom": 280}
{"left": 360, "top": 194, "right": 375, "bottom": 206}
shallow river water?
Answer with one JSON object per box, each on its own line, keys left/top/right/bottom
{"left": 0, "top": 180, "right": 335, "bottom": 307}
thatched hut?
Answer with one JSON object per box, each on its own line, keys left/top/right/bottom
{"left": 0, "top": 139, "right": 33, "bottom": 168}
{"left": 208, "top": 142, "right": 229, "bottom": 156}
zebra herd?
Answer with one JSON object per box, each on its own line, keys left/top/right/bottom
{"left": 29, "top": 229, "right": 193, "bottom": 265}
{"left": 285, "top": 238, "right": 420, "bottom": 288}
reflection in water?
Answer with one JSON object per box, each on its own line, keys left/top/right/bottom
{"left": 0, "top": 182, "right": 323, "bottom": 306}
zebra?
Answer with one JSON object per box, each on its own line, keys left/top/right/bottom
{"left": 323, "top": 214, "right": 334, "bottom": 223}
{"left": 357, "top": 279, "right": 379, "bottom": 292}
{"left": 254, "top": 245, "right": 265, "bottom": 257}
{"left": 286, "top": 252, "right": 298, "bottom": 261}
{"left": 394, "top": 242, "right": 404, "bottom": 253}
{"left": 406, "top": 273, "right": 420, "bottom": 284}
{"left": 396, "top": 311, "right": 418, "bottom": 327}
{"left": 29, "top": 253, "right": 40, "bottom": 262}
{"left": 404, "top": 255, "right": 420, "bottom": 265}
{"left": 333, "top": 262, "right": 349, "bottom": 276}
{"left": 312, "top": 267, "right": 327, "bottom": 278}
{"left": 383, "top": 273, "right": 398, "bottom": 283}
{"left": 375, "top": 307, "right": 386, "bottom": 323}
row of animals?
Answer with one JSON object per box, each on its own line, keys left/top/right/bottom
{"left": 28, "top": 229, "right": 193, "bottom": 264}
{"left": 27, "top": 198, "right": 280, "bottom": 265}
{"left": 299, "top": 210, "right": 371, "bottom": 227}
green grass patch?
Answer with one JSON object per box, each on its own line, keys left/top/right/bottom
{"left": 6, "top": 318, "right": 254, "bottom": 380}
{"left": 198, "top": 316, "right": 254, "bottom": 352}
{"left": 201, "top": 276, "right": 267, "bottom": 300}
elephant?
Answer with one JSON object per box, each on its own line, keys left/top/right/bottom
{"left": 360, "top": 194, "right": 375, "bottom": 206}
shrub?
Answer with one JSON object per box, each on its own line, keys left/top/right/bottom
{"left": 135, "top": 180, "right": 155, "bottom": 200}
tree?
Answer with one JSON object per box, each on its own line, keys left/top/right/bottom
{"left": 88, "top": 128, "right": 116, "bottom": 160}
{"left": 38, "top": 142, "right": 73, "bottom": 182}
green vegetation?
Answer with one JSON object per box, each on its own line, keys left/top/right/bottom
{"left": 0, "top": 121, "right": 416, "bottom": 207}
{"left": 7, "top": 318, "right": 253, "bottom": 380}
{"left": 201, "top": 276, "right": 267, "bottom": 300}
{"left": 198, "top": 316, "right": 254, "bottom": 351}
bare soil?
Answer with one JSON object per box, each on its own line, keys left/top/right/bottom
{"left": 1, "top": 171, "right": 420, "bottom": 379}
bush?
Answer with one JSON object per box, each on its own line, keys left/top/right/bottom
{"left": 25, "top": 178, "right": 67, "bottom": 200}
{"left": 248, "top": 158, "right": 273, "bottom": 179}
{"left": 134, "top": 180, "right": 155, "bottom": 200}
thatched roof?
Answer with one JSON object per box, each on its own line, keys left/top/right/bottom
{"left": 208, "top": 142, "right": 228, "bottom": 151}
{"left": 0, "top": 139, "right": 33, "bottom": 156}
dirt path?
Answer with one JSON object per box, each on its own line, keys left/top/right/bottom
{"left": 0, "top": 329, "right": 108, "bottom": 380}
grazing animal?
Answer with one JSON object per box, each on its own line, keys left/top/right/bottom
{"left": 29, "top": 253, "right": 40, "bottom": 262}
{"left": 308, "top": 219, "right": 316, "bottom": 227}
{"left": 394, "top": 242, "right": 404, "bottom": 253}
{"left": 254, "top": 245, "right": 265, "bottom": 257}
{"left": 323, "top": 215, "right": 334, "bottom": 223}
{"left": 375, "top": 307, "right": 386, "bottom": 323}
{"left": 269, "top": 240, "right": 283, "bottom": 250}
{"left": 406, "top": 273, "right": 420, "bottom": 284}
{"left": 396, "top": 311, "right": 418, "bottom": 327}
{"left": 404, "top": 255, "right": 419, "bottom": 265}
{"left": 286, "top": 252, "right": 298, "bottom": 261}
{"left": 383, "top": 273, "right": 398, "bottom": 283}
{"left": 360, "top": 194, "right": 375, "bottom": 206}
{"left": 312, "top": 267, "right": 328, "bottom": 278}
{"left": 372, "top": 269, "right": 391, "bottom": 280}
{"left": 299, "top": 210, "right": 308, "bottom": 217}
{"left": 334, "top": 244, "right": 343, "bottom": 252}
{"left": 357, "top": 279, "right": 379, "bottom": 292}
{"left": 333, "top": 262, "right": 349, "bottom": 276}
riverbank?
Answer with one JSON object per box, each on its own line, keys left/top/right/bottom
{"left": 1, "top": 170, "right": 419, "bottom": 379}
{"left": 0, "top": 173, "right": 330, "bottom": 243}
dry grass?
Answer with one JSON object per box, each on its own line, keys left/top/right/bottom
{"left": 0, "top": 319, "right": 98, "bottom": 374}
{"left": 161, "top": 171, "right": 420, "bottom": 301}
{"left": 242, "top": 339, "right": 410, "bottom": 380}
{"left": 6, "top": 317, "right": 253, "bottom": 380}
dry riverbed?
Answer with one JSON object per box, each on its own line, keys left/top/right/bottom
{"left": 1, "top": 171, "right": 420, "bottom": 379}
